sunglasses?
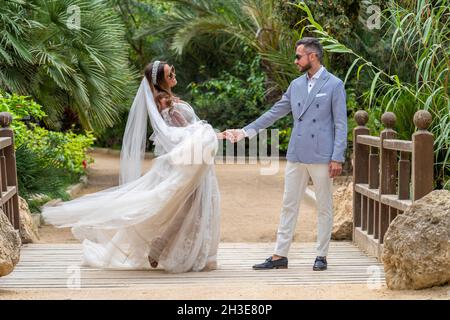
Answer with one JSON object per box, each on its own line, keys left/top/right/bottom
{"left": 168, "top": 65, "right": 176, "bottom": 79}
{"left": 295, "top": 52, "right": 313, "bottom": 60}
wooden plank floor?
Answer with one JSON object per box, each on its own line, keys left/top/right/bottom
{"left": 0, "top": 242, "right": 384, "bottom": 289}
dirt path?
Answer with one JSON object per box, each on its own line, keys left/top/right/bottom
{"left": 38, "top": 150, "right": 319, "bottom": 243}
{"left": 1, "top": 284, "right": 449, "bottom": 300}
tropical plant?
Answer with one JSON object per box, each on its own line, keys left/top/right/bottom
{"left": 0, "top": 90, "right": 95, "bottom": 211}
{"left": 296, "top": 0, "right": 449, "bottom": 188}
{"left": 144, "top": 0, "right": 301, "bottom": 95}
{"left": 16, "top": 143, "right": 79, "bottom": 212}
{"left": 188, "top": 55, "right": 266, "bottom": 129}
{"left": 108, "top": 0, "right": 173, "bottom": 69}
{"left": 24, "top": 124, "right": 95, "bottom": 174}
{"left": 0, "top": 91, "right": 95, "bottom": 174}
{"left": 0, "top": 0, "right": 137, "bottom": 132}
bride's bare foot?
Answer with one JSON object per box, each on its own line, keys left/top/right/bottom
{"left": 148, "top": 236, "right": 167, "bottom": 268}
{"left": 148, "top": 256, "right": 158, "bottom": 268}
{"left": 202, "top": 261, "right": 217, "bottom": 271}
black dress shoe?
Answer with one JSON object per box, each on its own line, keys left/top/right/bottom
{"left": 313, "top": 256, "right": 327, "bottom": 271}
{"left": 252, "top": 256, "right": 288, "bottom": 270}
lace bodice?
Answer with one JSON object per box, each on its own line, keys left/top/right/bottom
{"left": 160, "top": 102, "right": 197, "bottom": 127}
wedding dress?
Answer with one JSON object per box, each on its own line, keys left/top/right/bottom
{"left": 42, "top": 78, "right": 221, "bottom": 273}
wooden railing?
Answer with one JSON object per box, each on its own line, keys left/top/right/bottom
{"left": 0, "top": 112, "right": 20, "bottom": 229}
{"left": 352, "top": 110, "right": 434, "bottom": 259}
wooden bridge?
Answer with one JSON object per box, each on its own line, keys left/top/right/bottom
{"left": 0, "top": 242, "right": 383, "bottom": 289}
{"left": 0, "top": 110, "right": 434, "bottom": 291}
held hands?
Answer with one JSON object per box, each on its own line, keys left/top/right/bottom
{"left": 217, "top": 129, "right": 246, "bottom": 143}
{"left": 226, "top": 129, "right": 246, "bottom": 143}
{"left": 216, "top": 131, "right": 227, "bottom": 140}
{"left": 216, "top": 131, "right": 234, "bottom": 141}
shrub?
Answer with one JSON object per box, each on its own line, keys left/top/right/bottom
{"left": 15, "top": 143, "right": 79, "bottom": 212}
{"left": 0, "top": 92, "right": 95, "bottom": 210}
{"left": 0, "top": 92, "right": 95, "bottom": 174}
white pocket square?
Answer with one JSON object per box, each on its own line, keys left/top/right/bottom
{"left": 316, "top": 93, "right": 327, "bottom": 97}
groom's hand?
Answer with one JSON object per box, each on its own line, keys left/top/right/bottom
{"left": 226, "top": 129, "right": 246, "bottom": 143}
{"left": 218, "top": 131, "right": 233, "bottom": 141}
{"left": 329, "top": 161, "right": 342, "bottom": 178}
{"left": 221, "top": 130, "right": 234, "bottom": 142}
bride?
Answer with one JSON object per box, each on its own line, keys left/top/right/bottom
{"left": 42, "top": 60, "right": 227, "bottom": 273}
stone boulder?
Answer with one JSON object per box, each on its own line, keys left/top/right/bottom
{"left": 18, "top": 196, "right": 39, "bottom": 244}
{"left": 0, "top": 209, "right": 21, "bottom": 276}
{"left": 332, "top": 181, "right": 353, "bottom": 240}
{"left": 382, "top": 190, "right": 450, "bottom": 290}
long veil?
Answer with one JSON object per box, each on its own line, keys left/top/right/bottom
{"left": 119, "top": 78, "right": 186, "bottom": 185}
{"left": 41, "top": 78, "right": 221, "bottom": 273}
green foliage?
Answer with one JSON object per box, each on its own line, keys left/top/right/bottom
{"left": 93, "top": 109, "right": 130, "bottom": 150}
{"left": 0, "top": 0, "right": 137, "bottom": 132}
{"left": 0, "top": 92, "right": 95, "bottom": 208}
{"left": 0, "top": 92, "right": 95, "bottom": 174}
{"left": 188, "top": 54, "right": 293, "bottom": 151}
{"left": 0, "top": 92, "right": 46, "bottom": 121}
{"left": 15, "top": 143, "right": 79, "bottom": 212}
{"left": 188, "top": 56, "right": 266, "bottom": 129}
{"left": 150, "top": 0, "right": 300, "bottom": 95}
{"left": 0, "top": 91, "right": 95, "bottom": 210}
{"left": 108, "top": 0, "right": 173, "bottom": 69}
{"left": 23, "top": 125, "right": 95, "bottom": 174}
{"left": 277, "top": 127, "right": 292, "bottom": 152}
{"left": 284, "top": 0, "right": 359, "bottom": 35}
{"left": 296, "top": 0, "right": 449, "bottom": 189}
{"left": 279, "top": 0, "right": 361, "bottom": 76}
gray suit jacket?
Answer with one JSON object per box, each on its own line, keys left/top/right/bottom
{"left": 243, "top": 67, "right": 347, "bottom": 163}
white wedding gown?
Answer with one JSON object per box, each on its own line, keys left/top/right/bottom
{"left": 42, "top": 92, "right": 221, "bottom": 273}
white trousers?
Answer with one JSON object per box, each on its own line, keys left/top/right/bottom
{"left": 274, "top": 161, "right": 333, "bottom": 257}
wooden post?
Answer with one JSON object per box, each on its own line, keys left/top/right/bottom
{"left": 379, "top": 112, "right": 397, "bottom": 244}
{"left": 368, "top": 147, "right": 379, "bottom": 189}
{"left": 412, "top": 110, "right": 434, "bottom": 201}
{"left": 374, "top": 201, "right": 380, "bottom": 239}
{"left": 0, "top": 150, "right": 6, "bottom": 191}
{"left": 398, "top": 151, "right": 410, "bottom": 200}
{"left": 362, "top": 195, "right": 368, "bottom": 231}
{"left": 353, "top": 111, "right": 369, "bottom": 234}
{"left": 368, "top": 147, "right": 379, "bottom": 236}
{"left": 368, "top": 198, "right": 375, "bottom": 235}
{"left": 389, "top": 207, "right": 398, "bottom": 223}
{"left": 0, "top": 112, "right": 20, "bottom": 230}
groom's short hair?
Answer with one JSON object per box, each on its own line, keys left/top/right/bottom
{"left": 295, "top": 37, "right": 323, "bottom": 63}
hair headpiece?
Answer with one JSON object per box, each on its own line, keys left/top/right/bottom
{"left": 152, "top": 61, "right": 161, "bottom": 85}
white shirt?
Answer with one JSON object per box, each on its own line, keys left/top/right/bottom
{"left": 241, "top": 65, "right": 325, "bottom": 137}
{"left": 306, "top": 65, "right": 325, "bottom": 93}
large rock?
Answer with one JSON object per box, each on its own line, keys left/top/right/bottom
{"left": 332, "top": 181, "right": 353, "bottom": 240}
{"left": 18, "top": 196, "right": 39, "bottom": 244}
{"left": 0, "top": 209, "right": 21, "bottom": 276}
{"left": 382, "top": 190, "right": 450, "bottom": 290}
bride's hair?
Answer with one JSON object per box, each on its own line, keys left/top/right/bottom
{"left": 144, "top": 61, "right": 171, "bottom": 96}
{"left": 154, "top": 91, "right": 173, "bottom": 113}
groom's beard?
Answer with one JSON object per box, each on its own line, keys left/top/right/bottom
{"left": 299, "top": 63, "right": 312, "bottom": 73}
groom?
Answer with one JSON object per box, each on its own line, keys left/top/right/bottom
{"left": 226, "top": 37, "right": 347, "bottom": 271}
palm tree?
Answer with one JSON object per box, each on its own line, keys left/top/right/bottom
{"left": 0, "top": 0, "right": 35, "bottom": 95}
{"left": 138, "top": 0, "right": 299, "bottom": 95}
{"left": 0, "top": 0, "right": 137, "bottom": 132}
